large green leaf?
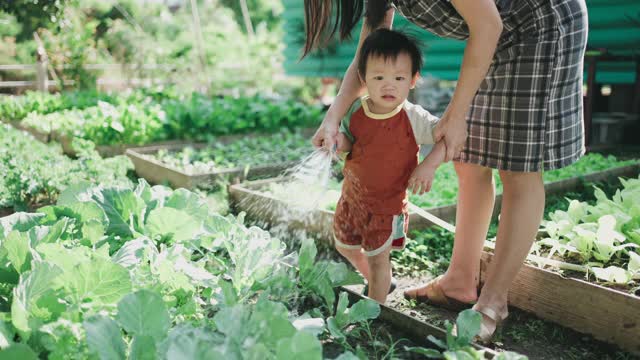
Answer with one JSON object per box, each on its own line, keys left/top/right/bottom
{"left": 163, "top": 325, "right": 225, "bottom": 360}
{"left": 0, "top": 320, "right": 14, "bottom": 349}
{"left": 64, "top": 201, "right": 108, "bottom": 226}
{"left": 83, "top": 315, "right": 127, "bottom": 360}
{"left": 35, "top": 243, "right": 92, "bottom": 274}
{"left": 0, "top": 343, "right": 38, "bottom": 360}
{"left": 455, "top": 310, "right": 482, "bottom": 348}
{"left": 56, "top": 182, "right": 94, "bottom": 206}
{"left": 145, "top": 208, "right": 202, "bottom": 244}
{"left": 348, "top": 298, "right": 380, "bottom": 324}
{"left": 129, "top": 335, "right": 156, "bottom": 360}
{"left": 165, "top": 189, "right": 210, "bottom": 221}
{"left": 116, "top": 290, "right": 170, "bottom": 341}
{"left": 32, "top": 219, "right": 70, "bottom": 246}
{"left": 0, "top": 213, "right": 44, "bottom": 239}
{"left": 111, "top": 238, "right": 156, "bottom": 269}
{"left": 3, "top": 231, "right": 32, "bottom": 274}
{"left": 326, "top": 261, "right": 364, "bottom": 287}
{"left": 298, "top": 238, "right": 317, "bottom": 275}
{"left": 11, "top": 261, "right": 64, "bottom": 336}
{"left": 213, "top": 305, "right": 250, "bottom": 340}
{"left": 92, "top": 188, "right": 144, "bottom": 238}
{"left": 251, "top": 300, "right": 296, "bottom": 347}
{"left": 68, "top": 258, "right": 132, "bottom": 305}
{"left": 275, "top": 331, "right": 322, "bottom": 360}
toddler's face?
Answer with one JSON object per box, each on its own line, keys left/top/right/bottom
{"left": 362, "top": 53, "right": 417, "bottom": 113}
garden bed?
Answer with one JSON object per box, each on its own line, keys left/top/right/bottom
{"left": 229, "top": 177, "right": 640, "bottom": 355}
{"left": 127, "top": 129, "right": 315, "bottom": 189}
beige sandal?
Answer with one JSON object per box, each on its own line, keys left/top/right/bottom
{"left": 472, "top": 304, "right": 509, "bottom": 343}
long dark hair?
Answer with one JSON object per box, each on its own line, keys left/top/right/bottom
{"left": 302, "top": 0, "right": 390, "bottom": 58}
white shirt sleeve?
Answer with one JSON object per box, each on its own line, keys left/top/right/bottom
{"left": 403, "top": 101, "right": 440, "bottom": 145}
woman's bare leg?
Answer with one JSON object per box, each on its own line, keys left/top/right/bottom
{"left": 405, "top": 162, "right": 495, "bottom": 303}
{"left": 475, "top": 170, "right": 545, "bottom": 333}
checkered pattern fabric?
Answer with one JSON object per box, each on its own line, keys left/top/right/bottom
{"left": 392, "top": 0, "right": 588, "bottom": 171}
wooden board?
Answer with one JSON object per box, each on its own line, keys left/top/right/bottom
{"left": 127, "top": 145, "right": 306, "bottom": 189}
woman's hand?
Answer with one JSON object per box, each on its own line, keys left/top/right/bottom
{"left": 433, "top": 112, "right": 468, "bottom": 162}
{"left": 311, "top": 119, "right": 340, "bottom": 151}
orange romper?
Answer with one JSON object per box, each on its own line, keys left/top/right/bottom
{"left": 334, "top": 96, "right": 439, "bottom": 256}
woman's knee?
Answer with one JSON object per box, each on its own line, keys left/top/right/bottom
{"left": 454, "top": 162, "right": 493, "bottom": 185}
{"left": 499, "top": 170, "right": 543, "bottom": 194}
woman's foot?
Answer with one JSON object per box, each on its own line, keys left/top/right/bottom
{"left": 472, "top": 303, "right": 509, "bottom": 343}
{"left": 403, "top": 275, "right": 478, "bottom": 312}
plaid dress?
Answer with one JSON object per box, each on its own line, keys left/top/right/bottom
{"left": 392, "top": 0, "right": 588, "bottom": 172}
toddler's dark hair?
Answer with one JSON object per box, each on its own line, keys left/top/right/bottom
{"left": 357, "top": 29, "right": 423, "bottom": 77}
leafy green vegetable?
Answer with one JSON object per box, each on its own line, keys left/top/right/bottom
{"left": 148, "top": 129, "right": 313, "bottom": 174}
{"left": 0, "top": 125, "right": 132, "bottom": 212}
{"left": 538, "top": 175, "right": 640, "bottom": 284}
{"left": 0, "top": 180, "right": 372, "bottom": 358}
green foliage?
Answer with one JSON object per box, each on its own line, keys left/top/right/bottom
{"left": 22, "top": 100, "right": 167, "bottom": 145}
{"left": 219, "top": 0, "right": 284, "bottom": 31}
{"left": 0, "top": 180, "right": 371, "bottom": 357}
{"left": 161, "top": 93, "right": 323, "bottom": 141}
{"left": 392, "top": 227, "right": 455, "bottom": 277}
{"left": 537, "top": 175, "right": 640, "bottom": 284}
{"left": 0, "top": 90, "right": 116, "bottom": 121}
{"left": 150, "top": 129, "right": 312, "bottom": 174}
{"left": 3, "top": 90, "right": 323, "bottom": 146}
{"left": 409, "top": 153, "right": 639, "bottom": 209}
{"left": 0, "top": 0, "right": 69, "bottom": 41}
{"left": 406, "top": 310, "right": 495, "bottom": 359}
{"left": 39, "top": 8, "right": 100, "bottom": 90}
{"left": 0, "top": 125, "right": 132, "bottom": 212}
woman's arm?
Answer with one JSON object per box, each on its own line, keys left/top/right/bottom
{"left": 435, "top": 0, "right": 503, "bottom": 161}
{"left": 312, "top": 7, "right": 395, "bottom": 150}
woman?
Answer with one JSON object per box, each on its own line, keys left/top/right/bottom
{"left": 303, "top": 0, "right": 588, "bottom": 341}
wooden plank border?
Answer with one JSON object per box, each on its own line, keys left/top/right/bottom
{"left": 126, "top": 145, "right": 300, "bottom": 189}
{"left": 127, "top": 128, "right": 317, "bottom": 189}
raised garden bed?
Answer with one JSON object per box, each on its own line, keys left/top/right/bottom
{"left": 229, "top": 176, "right": 640, "bottom": 355}
{"left": 127, "top": 129, "right": 315, "bottom": 189}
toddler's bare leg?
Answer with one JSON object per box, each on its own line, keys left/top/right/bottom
{"left": 366, "top": 247, "right": 392, "bottom": 303}
{"left": 336, "top": 246, "right": 370, "bottom": 281}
